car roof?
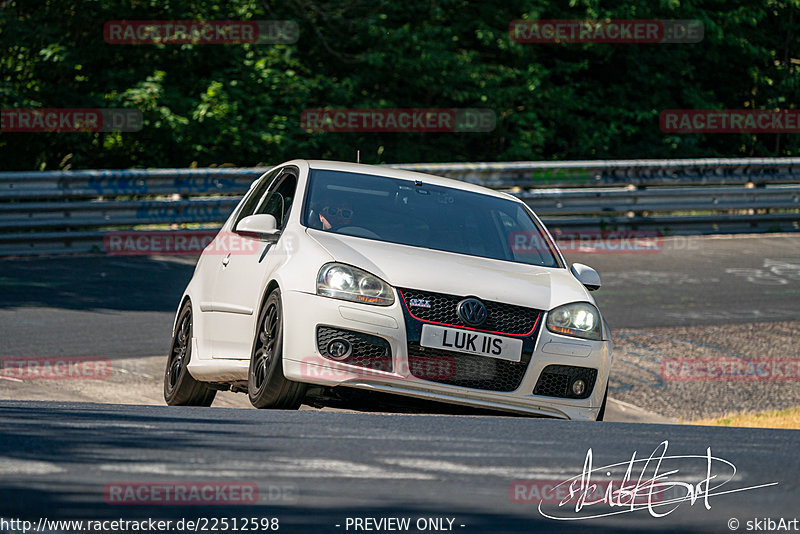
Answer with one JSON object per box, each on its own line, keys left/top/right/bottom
{"left": 303, "top": 159, "right": 515, "bottom": 201}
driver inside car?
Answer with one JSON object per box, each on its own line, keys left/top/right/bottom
{"left": 318, "top": 204, "right": 354, "bottom": 230}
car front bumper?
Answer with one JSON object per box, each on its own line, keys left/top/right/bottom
{"left": 281, "top": 289, "right": 612, "bottom": 421}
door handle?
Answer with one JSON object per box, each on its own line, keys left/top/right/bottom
{"left": 222, "top": 253, "right": 231, "bottom": 266}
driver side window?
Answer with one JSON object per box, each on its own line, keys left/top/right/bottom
{"left": 234, "top": 168, "right": 281, "bottom": 228}
{"left": 254, "top": 174, "right": 297, "bottom": 230}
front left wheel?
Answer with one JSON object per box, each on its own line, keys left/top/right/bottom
{"left": 164, "top": 301, "right": 216, "bottom": 406}
{"left": 248, "top": 289, "right": 306, "bottom": 409}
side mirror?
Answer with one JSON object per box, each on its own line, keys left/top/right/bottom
{"left": 571, "top": 263, "right": 601, "bottom": 291}
{"left": 235, "top": 214, "right": 280, "bottom": 241}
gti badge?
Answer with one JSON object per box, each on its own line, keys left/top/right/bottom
{"left": 409, "top": 298, "right": 431, "bottom": 308}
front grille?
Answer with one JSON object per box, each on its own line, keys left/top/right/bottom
{"left": 398, "top": 288, "right": 541, "bottom": 336}
{"left": 407, "top": 342, "right": 531, "bottom": 392}
{"left": 316, "top": 326, "right": 392, "bottom": 373}
{"left": 533, "top": 365, "right": 597, "bottom": 399}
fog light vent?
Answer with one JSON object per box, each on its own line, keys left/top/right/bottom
{"left": 315, "top": 326, "right": 393, "bottom": 372}
{"left": 533, "top": 365, "right": 597, "bottom": 399}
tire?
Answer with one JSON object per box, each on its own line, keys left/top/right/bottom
{"left": 248, "top": 289, "right": 306, "bottom": 409}
{"left": 595, "top": 388, "right": 608, "bottom": 421}
{"left": 164, "top": 301, "right": 216, "bottom": 406}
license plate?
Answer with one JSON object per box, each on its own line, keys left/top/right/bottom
{"left": 419, "top": 324, "right": 523, "bottom": 362}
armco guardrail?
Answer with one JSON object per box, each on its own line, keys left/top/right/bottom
{"left": 393, "top": 158, "right": 800, "bottom": 187}
{"left": 0, "top": 167, "right": 264, "bottom": 200}
{"left": 1, "top": 158, "right": 799, "bottom": 255}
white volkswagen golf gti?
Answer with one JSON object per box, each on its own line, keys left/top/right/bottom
{"left": 164, "top": 160, "right": 612, "bottom": 420}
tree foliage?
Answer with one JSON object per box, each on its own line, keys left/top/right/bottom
{"left": 1, "top": 0, "right": 798, "bottom": 170}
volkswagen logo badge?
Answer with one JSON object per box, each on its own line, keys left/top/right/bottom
{"left": 457, "top": 298, "right": 488, "bottom": 327}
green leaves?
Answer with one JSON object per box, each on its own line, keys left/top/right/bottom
{"left": 1, "top": 0, "right": 798, "bottom": 169}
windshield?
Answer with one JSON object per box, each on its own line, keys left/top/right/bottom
{"left": 302, "top": 169, "right": 562, "bottom": 268}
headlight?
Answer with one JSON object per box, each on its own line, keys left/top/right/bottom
{"left": 316, "top": 263, "right": 395, "bottom": 306}
{"left": 546, "top": 302, "right": 603, "bottom": 341}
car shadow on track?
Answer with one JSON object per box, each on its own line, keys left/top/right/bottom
{"left": 0, "top": 255, "right": 195, "bottom": 312}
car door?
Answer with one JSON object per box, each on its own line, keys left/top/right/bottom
{"left": 208, "top": 166, "right": 299, "bottom": 359}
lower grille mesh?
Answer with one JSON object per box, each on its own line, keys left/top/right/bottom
{"left": 406, "top": 342, "right": 531, "bottom": 392}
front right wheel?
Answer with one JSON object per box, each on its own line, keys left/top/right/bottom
{"left": 248, "top": 289, "right": 306, "bottom": 409}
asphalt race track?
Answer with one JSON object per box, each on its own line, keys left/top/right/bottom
{"left": 1, "top": 233, "right": 799, "bottom": 533}
{"left": 2, "top": 234, "right": 799, "bottom": 358}
{"left": 1, "top": 401, "right": 797, "bottom": 533}
{"left": 567, "top": 233, "right": 800, "bottom": 329}
{"left": 2, "top": 233, "right": 799, "bottom": 420}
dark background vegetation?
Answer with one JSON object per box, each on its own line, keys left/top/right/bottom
{"left": 1, "top": 0, "right": 798, "bottom": 170}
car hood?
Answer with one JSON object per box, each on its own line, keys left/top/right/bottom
{"left": 306, "top": 229, "right": 592, "bottom": 311}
